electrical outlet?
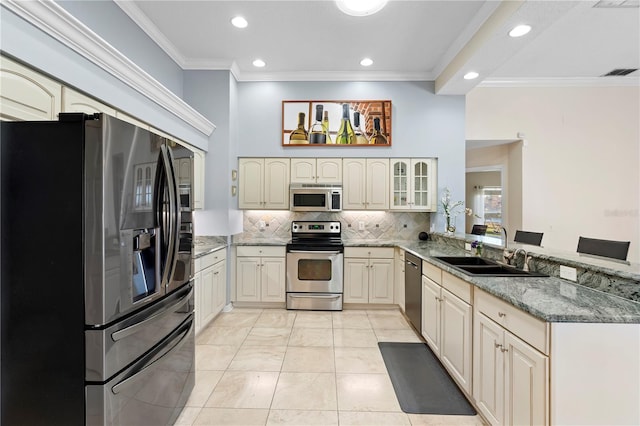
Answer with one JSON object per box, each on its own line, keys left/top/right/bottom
{"left": 465, "top": 243, "right": 472, "bottom": 252}
{"left": 258, "top": 220, "right": 266, "bottom": 230}
{"left": 358, "top": 221, "right": 365, "bottom": 231}
{"left": 560, "top": 265, "right": 577, "bottom": 281}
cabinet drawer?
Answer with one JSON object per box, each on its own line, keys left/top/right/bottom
{"left": 442, "top": 271, "right": 472, "bottom": 304}
{"left": 345, "top": 247, "right": 394, "bottom": 259}
{"left": 237, "top": 246, "right": 285, "bottom": 257}
{"left": 422, "top": 261, "right": 442, "bottom": 284}
{"left": 196, "top": 248, "right": 226, "bottom": 271}
{"left": 475, "top": 289, "right": 549, "bottom": 355}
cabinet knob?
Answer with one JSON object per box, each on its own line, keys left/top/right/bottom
{"left": 495, "top": 343, "right": 502, "bottom": 350}
{"left": 498, "top": 312, "right": 506, "bottom": 318}
{"left": 500, "top": 347, "right": 509, "bottom": 353}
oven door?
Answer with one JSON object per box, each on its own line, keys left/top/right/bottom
{"left": 286, "top": 250, "right": 343, "bottom": 293}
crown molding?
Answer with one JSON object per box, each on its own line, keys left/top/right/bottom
{"left": 479, "top": 76, "right": 640, "bottom": 88}
{"left": 3, "top": 0, "right": 215, "bottom": 136}
{"left": 228, "top": 70, "right": 434, "bottom": 82}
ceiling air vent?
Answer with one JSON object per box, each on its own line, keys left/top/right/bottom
{"left": 601, "top": 68, "right": 638, "bottom": 76}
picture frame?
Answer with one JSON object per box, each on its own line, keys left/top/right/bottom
{"left": 282, "top": 100, "right": 392, "bottom": 146}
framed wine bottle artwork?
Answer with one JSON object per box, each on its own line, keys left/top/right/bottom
{"left": 282, "top": 100, "right": 392, "bottom": 146}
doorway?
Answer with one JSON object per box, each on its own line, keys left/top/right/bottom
{"left": 465, "top": 168, "right": 504, "bottom": 236}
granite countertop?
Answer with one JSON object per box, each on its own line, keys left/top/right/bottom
{"left": 194, "top": 236, "right": 227, "bottom": 258}
{"left": 397, "top": 241, "right": 640, "bottom": 324}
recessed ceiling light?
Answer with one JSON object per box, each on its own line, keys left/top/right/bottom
{"left": 252, "top": 59, "right": 266, "bottom": 68}
{"left": 509, "top": 24, "right": 531, "bottom": 37}
{"left": 231, "top": 16, "right": 248, "bottom": 28}
{"left": 464, "top": 71, "right": 479, "bottom": 80}
{"left": 336, "top": 0, "right": 388, "bottom": 16}
{"left": 360, "top": 58, "right": 373, "bottom": 67}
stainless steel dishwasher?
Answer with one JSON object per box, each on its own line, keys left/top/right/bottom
{"left": 404, "top": 252, "right": 422, "bottom": 333}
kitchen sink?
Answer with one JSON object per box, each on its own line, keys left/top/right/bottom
{"left": 434, "top": 256, "right": 497, "bottom": 266}
{"left": 434, "top": 256, "right": 548, "bottom": 277}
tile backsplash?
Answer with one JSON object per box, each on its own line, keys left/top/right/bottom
{"left": 241, "top": 210, "right": 432, "bottom": 241}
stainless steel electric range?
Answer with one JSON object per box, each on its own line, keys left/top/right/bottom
{"left": 285, "top": 221, "right": 344, "bottom": 310}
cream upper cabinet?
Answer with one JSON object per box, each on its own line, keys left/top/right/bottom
{"left": 290, "top": 158, "right": 342, "bottom": 183}
{"left": 343, "top": 158, "right": 389, "bottom": 210}
{"left": 390, "top": 158, "right": 437, "bottom": 211}
{"left": 192, "top": 149, "right": 205, "bottom": 210}
{"left": 62, "top": 87, "right": 116, "bottom": 116}
{"left": 0, "top": 56, "right": 62, "bottom": 121}
{"left": 239, "top": 158, "right": 290, "bottom": 209}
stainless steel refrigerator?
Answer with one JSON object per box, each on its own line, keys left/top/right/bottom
{"left": 1, "top": 113, "right": 195, "bottom": 425}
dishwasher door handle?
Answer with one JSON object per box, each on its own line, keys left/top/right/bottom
{"left": 406, "top": 260, "right": 419, "bottom": 269}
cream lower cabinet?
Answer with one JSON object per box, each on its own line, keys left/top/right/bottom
{"left": 473, "top": 289, "right": 549, "bottom": 426}
{"left": 344, "top": 247, "right": 394, "bottom": 304}
{"left": 421, "top": 262, "right": 472, "bottom": 394}
{"left": 1, "top": 56, "right": 62, "bottom": 121}
{"left": 238, "top": 158, "right": 290, "bottom": 209}
{"left": 194, "top": 248, "right": 227, "bottom": 334}
{"left": 394, "top": 248, "right": 405, "bottom": 312}
{"left": 235, "top": 246, "right": 286, "bottom": 303}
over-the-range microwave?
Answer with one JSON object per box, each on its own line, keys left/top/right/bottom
{"left": 290, "top": 184, "right": 342, "bottom": 212}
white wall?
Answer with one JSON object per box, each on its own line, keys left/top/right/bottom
{"left": 466, "top": 86, "right": 640, "bottom": 262}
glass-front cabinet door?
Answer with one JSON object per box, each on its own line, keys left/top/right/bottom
{"left": 390, "top": 158, "right": 437, "bottom": 211}
{"left": 391, "top": 159, "right": 410, "bottom": 209}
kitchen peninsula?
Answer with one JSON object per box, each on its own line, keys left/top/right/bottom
{"left": 230, "top": 230, "right": 640, "bottom": 426}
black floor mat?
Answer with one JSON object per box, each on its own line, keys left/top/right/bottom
{"left": 378, "top": 342, "right": 477, "bottom": 415}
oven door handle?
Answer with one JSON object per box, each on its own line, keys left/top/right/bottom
{"left": 287, "top": 250, "right": 342, "bottom": 255}
{"left": 288, "top": 294, "right": 342, "bottom": 299}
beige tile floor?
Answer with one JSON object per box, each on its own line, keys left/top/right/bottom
{"left": 176, "top": 308, "right": 486, "bottom": 426}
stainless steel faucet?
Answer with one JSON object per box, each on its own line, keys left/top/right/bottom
{"left": 513, "top": 248, "right": 530, "bottom": 271}
{"left": 501, "top": 227, "right": 515, "bottom": 265}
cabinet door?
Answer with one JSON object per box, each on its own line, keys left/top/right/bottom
{"left": 440, "top": 289, "right": 472, "bottom": 394}
{"left": 344, "top": 258, "right": 369, "bottom": 303}
{"left": 62, "top": 87, "right": 116, "bottom": 116}
{"left": 236, "top": 257, "right": 261, "bottom": 302}
{"left": 212, "top": 260, "right": 226, "bottom": 315}
{"left": 0, "top": 56, "right": 62, "bottom": 121}
{"left": 390, "top": 159, "right": 410, "bottom": 210}
{"left": 504, "top": 332, "right": 549, "bottom": 426}
{"left": 200, "top": 266, "right": 216, "bottom": 327}
{"left": 342, "top": 159, "right": 366, "bottom": 210}
{"left": 421, "top": 276, "right": 441, "bottom": 354}
{"left": 474, "top": 312, "right": 505, "bottom": 426}
{"left": 411, "top": 159, "right": 436, "bottom": 211}
{"left": 366, "top": 158, "right": 389, "bottom": 210}
{"left": 194, "top": 271, "right": 203, "bottom": 334}
{"left": 395, "top": 258, "right": 405, "bottom": 312}
{"left": 176, "top": 158, "right": 192, "bottom": 186}
{"left": 264, "top": 158, "right": 290, "bottom": 209}
{"left": 369, "top": 258, "right": 394, "bottom": 304}
{"left": 192, "top": 150, "right": 205, "bottom": 210}
{"left": 239, "top": 158, "right": 264, "bottom": 209}
{"left": 290, "top": 158, "right": 316, "bottom": 183}
{"left": 317, "top": 158, "right": 342, "bottom": 183}
{"left": 261, "top": 257, "right": 286, "bottom": 302}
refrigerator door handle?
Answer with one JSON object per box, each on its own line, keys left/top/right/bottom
{"left": 111, "top": 286, "right": 193, "bottom": 342}
{"left": 111, "top": 318, "right": 193, "bottom": 395}
{"left": 164, "top": 145, "right": 181, "bottom": 286}
{"left": 158, "top": 145, "right": 177, "bottom": 288}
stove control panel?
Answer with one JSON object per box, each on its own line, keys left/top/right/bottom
{"left": 291, "top": 221, "right": 341, "bottom": 234}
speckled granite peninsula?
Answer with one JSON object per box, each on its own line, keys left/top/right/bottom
{"left": 229, "top": 227, "right": 640, "bottom": 324}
